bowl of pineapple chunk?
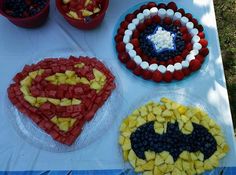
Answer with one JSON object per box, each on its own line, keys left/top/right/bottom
{"left": 56, "top": 0, "right": 109, "bottom": 30}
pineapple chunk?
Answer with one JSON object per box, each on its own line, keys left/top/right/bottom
{"left": 119, "top": 135, "right": 125, "bottom": 145}
{"left": 24, "top": 95, "right": 36, "bottom": 105}
{"left": 51, "top": 116, "right": 58, "bottom": 124}
{"left": 153, "top": 107, "right": 162, "bottom": 115}
{"left": 147, "top": 113, "right": 156, "bottom": 121}
{"left": 155, "top": 154, "right": 164, "bottom": 166}
{"left": 60, "top": 98, "right": 72, "bottom": 106}
{"left": 20, "top": 76, "right": 32, "bottom": 87}
{"left": 145, "top": 151, "right": 156, "bottom": 161}
{"left": 142, "top": 160, "right": 154, "bottom": 170}
{"left": 29, "top": 70, "right": 39, "bottom": 79}
{"left": 93, "top": 69, "right": 104, "bottom": 80}
{"left": 128, "top": 150, "right": 137, "bottom": 163}
{"left": 36, "top": 97, "right": 48, "bottom": 106}
{"left": 80, "top": 77, "right": 90, "bottom": 84}
{"left": 137, "top": 117, "right": 146, "bottom": 126}
{"left": 81, "top": 9, "right": 93, "bottom": 17}
{"left": 165, "top": 155, "right": 174, "bottom": 164}
{"left": 74, "top": 63, "right": 85, "bottom": 68}
{"left": 72, "top": 98, "right": 81, "bottom": 105}
{"left": 93, "top": 7, "right": 101, "bottom": 14}
{"left": 136, "top": 159, "right": 147, "bottom": 166}
{"left": 20, "top": 86, "right": 30, "bottom": 96}
{"left": 58, "top": 121, "right": 70, "bottom": 132}
{"left": 69, "top": 118, "right": 76, "bottom": 127}
{"left": 134, "top": 166, "right": 143, "bottom": 172}
{"left": 48, "top": 98, "right": 61, "bottom": 105}
{"left": 65, "top": 70, "right": 75, "bottom": 78}
{"left": 143, "top": 171, "right": 153, "bottom": 175}
{"left": 63, "top": 0, "right": 70, "bottom": 4}
{"left": 45, "top": 75, "right": 56, "bottom": 82}
{"left": 67, "top": 11, "right": 80, "bottom": 19}
{"left": 179, "top": 151, "right": 189, "bottom": 160}
{"left": 122, "top": 138, "right": 131, "bottom": 150}
{"left": 90, "top": 81, "right": 102, "bottom": 90}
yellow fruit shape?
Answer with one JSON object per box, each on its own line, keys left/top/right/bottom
{"left": 147, "top": 113, "right": 156, "bottom": 121}
{"left": 60, "top": 98, "right": 72, "bottom": 106}
{"left": 72, "top": 98, "right": 81, "bottom": 105}
{"left": 145, "top": 151, "right": 156, "bottom": 161}
{"left": 29, "top": 70, "right": 39, "bottom": 79}
{"left": 137, "top": 117, "right": 146, "bottom": 127}
{"left": 81, "top": 9, "right": 93, "bottom": 17}
{"left": 24, "top": 95, "right": 36, "bottom": 105}
{"left": 165, "top": 155, "right": 174, "bottom": 164}
{"left": 122, "top": 138, "right": 131, "bottom": 150}
{"left": 179, "top": 151, "right": 189, "bottom": 160}
{"left": 155, "top": 154, "right": 164, "bottom": 166}
{"left": 21, "top": 76, "right": 32, "bottom": 87}
{"left": 142, "top": 160, "right": 154, "bottom": 171}
{"left": 48, "top": 98, "right": 60, "bottom": 106}
{"left": 143, "top": 171, "right": 153, "bottom": 175}
{"left": 20, "top": 86, "right": 30, "bottom": 96}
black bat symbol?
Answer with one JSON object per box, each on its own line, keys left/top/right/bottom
{"left": 130, "top": 121, "right": 217, "bottom": 161}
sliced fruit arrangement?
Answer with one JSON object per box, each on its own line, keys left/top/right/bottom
{"left": 8, "top": 56, "right": 116, "bottom": 145}
{"left": 119, "top": 98, "right": 229, "bottom": 175}
{"left": 115, "top": 2, "right": 209, "bottom": 82}
{"left": 61, "top": 0, "right": 102, "bottom": 20}
{"left": 4, "top": 0, "right": 48, "bottom": 18}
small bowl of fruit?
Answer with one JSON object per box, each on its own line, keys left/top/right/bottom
{"left": 56, "top": 0, "right": 109, "bottom": 30}
{"left": 0, "top": 0, "right": 49, "bottom": 28}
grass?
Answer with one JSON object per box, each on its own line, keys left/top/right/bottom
{"left": 214, "top": 0, "right": 236, "bottom": 132}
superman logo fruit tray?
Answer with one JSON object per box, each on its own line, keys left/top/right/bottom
{"left": 7, "top": 56, "right": 116, "bottom": 146}
{"left": 119, "top": 98, "right": 229, "bottom": 175}
{"left": 114, "top": 2, "right": 209, "bottom": 82}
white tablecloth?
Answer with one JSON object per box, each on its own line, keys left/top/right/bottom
{"left": 0, "top": 0, "right": 235, "bottom": 172}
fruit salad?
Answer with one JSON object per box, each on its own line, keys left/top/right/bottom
{"left": 4, "top": 0, "right": 48, "bottom": 18}
{"left": 8, "top": 56, "right": 116, "bottom": 145}
{"left": 62, "top": 0, "right": 102, "bottom": 21}
{"left": 119, "top": 98, "right": 229, "bottom": 175}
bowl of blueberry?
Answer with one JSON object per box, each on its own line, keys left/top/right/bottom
{"left": 56, "top": 0, "right": 109, "bottom": 30}
{"left": 0, "top": 0, "right": 49, "bottom": 28}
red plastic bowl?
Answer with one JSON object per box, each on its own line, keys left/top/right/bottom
{"left": 56, "top": 0, "right": 109, "bottom": 30}
{"left": 0, "top": 0, "right": 50, "bottom": 28}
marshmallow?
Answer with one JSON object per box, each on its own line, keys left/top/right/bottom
{"left": 166, "top": 9, "right": 174, "bottom": 18}
{"left": 148, "top": 64, "right": 158, "bottom": 71}
{"left": 180, "top": 16, "right": 189, "bottom": 26}
{"left": 128, "top": 50, "right": 136, "bottom": 59}
{"left": 150, "top": 7, "right": 158, "bottom": 17}
{"left": 125, "top": 43, "right": 134, "bottom": 52}
{"left": 167, "top": 65, "right": 175, "bottom": 73}
{"left": 125, "top": 30, "right": 132, "bottom": 36}
{"left": 132, "top": 18, "right": 139, "bottom": 26}
{"left": 173, "top": 12, "right": 182, "bottom": 20}
{"left": 133, "top": 56, "right": 142, "bottom": 65}
{"left": 190, "top": 28, "right": 199, "bottom": 36}
{"left": 186, "top": 22, "right": 194, "bottom": 30}
{"left": 128, "top": 23, "right": 136, "bottom": 31}
{"left": 186, "top": 54, "right": 195, "bottom": 62}
{"left": 143, "top": 9, "right": 151, "bottom": 19}
{"left": 190, "top": 49, "right": 199, "bottom": 56}
{"left": 182, "top": 60, "right": 189, "bottom": 68}
{"left": 174, "top": 63, "right": 182, "bottom": 71}
{"left": 140, "top": 61, "right": 149, "bottom": 69}
{"left": 192, "top": 35, "right": 200, "bottom": 43}
{"left": 193, "top": 43, "right": 202, "bottom": 50}
{"left": 158, "top": 8, "right": 167, "bottom": 18}
{"left": 123, "top": 35, "right": 130, "bottom": 44}
{"left": 137, "top": 13, "right": 145, "bottom": 22}
{"left": 158, "top": 65, "right": 167, "bottom": 73}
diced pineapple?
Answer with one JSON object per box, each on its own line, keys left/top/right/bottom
{"left": 58, "top": 121, "right": 70, "bottom": 132}
{"left": 184, "top": 121, "right": 193, "bottom": 132}
{"left": 145, "top": 151, "right": 155, "bottom": 161}
{"left": 179, "top": 151, "right": 189, "bottom": 160}
{"left": 48, "top": 98, "right": 61, "bottom": 105}
{"left": 60, "top": 98, "right": 72, "bottom": 106}
{"left": 24, "top": 95, "right": 36, "bottom": 105}
{"left": 137, "top": 117, "right": 146, "bottom": 127}
{"left": 119, "top": 135, "right": 125, "bottom": 145}
{"left": 153, "top": 106, "right": 162, "bottom": 115}
{"left": 45, "top": 75, "right": 56, "bottom": 82}
{"left": 93, "top": 7, "right": 101, "bottom": 14}
{"left": 20, "top": 86, "right": 30, "bottom": 96}
{"left": 162, "top": 110, "right": 173, "bottom": 117}
{"left": 142, "top": 160, "right": 154, "bottom": 170}
{"left": 80, "top": 77, "right": 90, "bottom": 84}
{"left": 165, "top": 155, "right": 174, "bottom": 164}
{"left": 122, "top": 138, "right": 131, "bottom": 150}
{"left": 74, "top": 63, "right": 85, "bottom": 68}
{"left": 63, "top": 0, "right": 70, "bottom": 4}
{"left": 134, "top": 166, "right": 143, "bottom": 172}
{"left": 155, "top": 154, "right": 164, "bottom": 166}
{"left": 67, "top": 11, "right": 80, "bottom": 19}
{"left": 20, "top": 76, "right": 32, "bottom": 87}
{"left": 58, "top": 118, "right": 71, "bottom": 123}
{"left": 154, "top": 122, "right": 164, "bottom": 134}
{"left": 178, "top": 106, "right": 187, "bottom": 114}
{"left": 81, "top": 9, "right": 93, "bottom": 17}
{"left": 51, "top": 116, "right": 58, "bottom": 124}
{"left": 123, "top": 150, "right": 129, "bottom": 161}
{"left": 72, "top": 98, "right": 81, "bottom": 105}
{"left": 136, "top": 159, "right": 147, "bottom": 166}
{"left": 147, "top": 113, "right": 156, "bottom": 121}
{"left": 29, "top": 70, "right": 39, "bottom": 79}
{"left": 143, "top": 171, "right": 153, "bottom": 175}
{"left": 128, "top": 150, "right": 137, "bottom": 162}
{"left": 70, "top": 118, "right": 76, "bottom": 127}
{"left": 58, "top": 75, "right": 67, "bottom": 84}
{"left": 36, "top": 97, "right": 48, "bottom": 106}
{"left": 90, "top": 81, "right": 102, "bottom": 90}
{"left": 65, "top": 70, "right": 75, "bottom": 78}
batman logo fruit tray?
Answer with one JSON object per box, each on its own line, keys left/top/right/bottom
{"left": 8, "top": 56, "right": 115, "bottom": 145}
{"left": 114, "top": 2, "right": 209, "bottom": 82}
{"left": 119, "top": 98, "right": 229, "bottom": 175}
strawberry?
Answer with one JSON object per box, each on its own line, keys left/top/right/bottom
{"left": 199, "top": 39, "right": 208, "bottom": 48}
{"left": 174, "top": 56, "right": 183, "bottom": 63}
{"left": 142, "top": 70, "right": 153, "bottom": 80}
{"left": 133, "top": 9, "right": 140, "bottom": 16}
{"left": 180, "top": 26, "right": 188, "bottom": 34}
{"left": 167, "top": 2, "right": 177, "bottom": 11}
{"left": 132, "top": 29, "right": 140, "bottom": 38}
{"left": 135, "top": 48, "right": 143, "bottom": 56}
{"left": 118, "top": 52, "right": 130, "bottom": 63}
{"left": 157, "top": 3, "right": 166, "bottom": 9}
{"left": 126, "top": 59, "right": 137, "bottom": 70}
{"left": 163, "top": 17, "right": 172, "bottom": 25}
{"left": 189, "top": 59, "right": 201, "bottom": 72}
{"left": 131, "top": 39, "right": 140, "bottom": 48}
{"left": 120, "top": 21, "right": 129, "bottom": 29}
{"left": 181, "top": 49, "right": 189, "bottom": 58}
{"left": 182, "top": 68, "right": 191, "bottom": 76}
{"left": 173, "top": 20, "right": 181, "bottom": 27}
{"left": 183, "top": 34, "right": 192, "bottom": 42}
{"left": 199, "top": 48, "right": 209, "bottom": 57}
{"left": 152, "top": 15, "right": 161, "bottom": 24}
{"left": 191, "top": 18, "right": 198, "bottom": 27}
{"left": 137, "top": 23, "right": 146, "bottom": 32}
{"left": 145, "top": 18, "right": 153, "bottom": 25}
{"left": 152, "top": 71, "right": 163, "bottom": 82}
{"left": 140, "top": 5, "right": 148, "bottom": 11}
{"left": 133, "top": 66, "right": 143, "bottom": 76}
{"left": 177, "top": 8, "right": 185, "bottom": 15}
{"left": 167, "top": 59, "right": 174, "bottom": 65}
{"left": 185, "top": 13, "right": 193, "bottom": 21}
{"left": 186, "top": 43, "right": 193, "bottom": 51}
{"left": 115, "top": 35, "right": 123, "bottom": 43}
{"left": 195, "top": 55, "right": 205, "bottom": 63}
{"left": 125, "top": 14, "right": 135, "bottom": 23}
{"left": 198, "top": 32, "right": 205, "bottom": 39}
{"left": 173, "top": 70, "right": 184, "bottom": 80}
{"left": 147, "top": 2, "right": 157, "bottom": 8}
{"left": 197, "top": 24, "right": 204, "bottom": 32}
{"left": 116, "top": 42, "right": 125, "bottom": 52}
{"left": 163, "top": 71, "right": 173, "bottom": 82}
{"left": 118, "top": 28, "right": 125, "bottom": 35}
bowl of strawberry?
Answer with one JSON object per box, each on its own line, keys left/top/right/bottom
{"left": 56, "top": 0, "right": 109, "bottom": 30}
{"left": 0, "top": 0, "right": 49, "bottom": 28}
